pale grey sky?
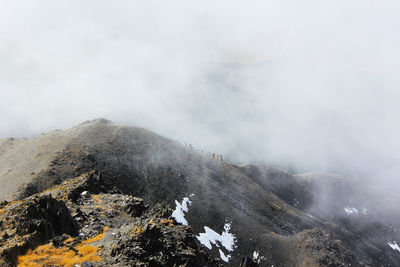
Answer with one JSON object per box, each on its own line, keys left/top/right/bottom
{"left": 1, "top": 0, "right": 400, "bottom": 190}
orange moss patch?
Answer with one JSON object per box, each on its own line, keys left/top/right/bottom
{"left": 160, "top": 219, "right": 174, "bottom": 226}
{"left": 271, "top": 203, "right": 282, "bottom": 211}
{"left": 7, "top": 200, "right": 22, "bottom": 207}
{"left": 17, "top": 227, "right": 109, "bottom": 267}
{"left": 130, "top": 225, "right": 144, "bottom": 236}
{"left": 17, "top": 243, "right": 101, "bottom": 267}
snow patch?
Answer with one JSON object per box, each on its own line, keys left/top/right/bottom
{"left": 344, "top": 206, "right": 369, "bottom": 215}
{"left": 219, "top": 249, "right": 230, "bottom": 262}
{"left": 344, "top": 207, "right": 359, "bottom": 215}
{"left": 293, "top": 198, "right": 300, "bottom": 207}
{"left": 388, "top": 241, "right": 400, "bottom": 252}
{"left": 252, "top": 250, "right": 266, "bottom": 262}
{"left": 196, "top": 222, "right": 236, "bottom": 262}
{"left": 172, "top": 196, "right": 192, "bottom": 226}
{"left": 253, "top": 250, "right": 259, "bottom": 259}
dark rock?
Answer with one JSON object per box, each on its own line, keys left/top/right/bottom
{"left": 239, "top": 257, "right": 259, "bottom": 267}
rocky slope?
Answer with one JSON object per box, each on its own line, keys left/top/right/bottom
{"left": 0, "top": 119, "right": 399, "bottom": 266}
{"left": 0, "top": 171, "right": 223, "bottom": 266}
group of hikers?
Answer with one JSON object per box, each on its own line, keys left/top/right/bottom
{"left": 182, "top": 142, "right": 223, "bottom": 161}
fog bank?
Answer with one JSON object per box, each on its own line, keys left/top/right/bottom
{"left": 1, "top": 0, "right": 400, "bottom": 191}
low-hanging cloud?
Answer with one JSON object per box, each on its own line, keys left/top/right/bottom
{"left": 1, "top": 0, "right": 400, "bottom": 191}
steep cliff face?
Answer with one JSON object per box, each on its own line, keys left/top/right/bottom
{"left": 0, "top": 119, "right": 399, "bottom": 266}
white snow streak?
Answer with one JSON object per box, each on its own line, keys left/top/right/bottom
{"left": 196, "top": 223, "right": 236, "bottom": 262}
{"left": 388, "top": 241, "right": 400, "bottom": 252}
{"left": 344, "top": 207, "right": 359, "bottom": 215}
{"left": 219, "top": 249, "right": 230, "bottom": 262}
{"left": 172, "top": 197, "right": 192, "bottom": 226}
{"left": 253, "top": 250, "right": 259, "bottom": 260}
{"left": 197, "top": 223, "right": 236, "bottom": 251}
{"left": 344, "top": 206, "right": 369, "bottom": 215}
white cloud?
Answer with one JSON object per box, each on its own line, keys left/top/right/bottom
{"left": 1, "top": 1, "right": 400, "bottom": 191}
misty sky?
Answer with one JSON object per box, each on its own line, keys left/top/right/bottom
{"left": 1, "top": 1, "right": 400, "bottom": 190}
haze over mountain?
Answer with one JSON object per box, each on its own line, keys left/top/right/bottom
{"left": 1, "top": 119, "right": 400, "bottom": 266}
{"left": 1, "top": 1, "right": 400, "bottom": 194}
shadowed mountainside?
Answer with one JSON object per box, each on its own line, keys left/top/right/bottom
{"left": 1, "top": 119, "right": 399, "bottom": 266}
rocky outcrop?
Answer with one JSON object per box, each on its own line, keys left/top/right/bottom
{"left": 0, "top": 171, "right": 224, "bottom": 266}
{"left": 0, "top": 194, "right": 77, "bottom": 265}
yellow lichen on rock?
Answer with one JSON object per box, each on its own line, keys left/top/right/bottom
{"left": 130, "top": 225, "right": 144, "bottom": 236}
{"left": 160, "top": 219, "right": 174, "bottom": 226}
{"left": 17, "top": 227, "right": 109, "bottom": 267}
{"left": 17, "top": 243, "right": 101, "bottom": 267}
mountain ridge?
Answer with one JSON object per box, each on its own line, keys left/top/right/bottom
{"left": 0, "top": 119, "right": 399, "bottom": 266}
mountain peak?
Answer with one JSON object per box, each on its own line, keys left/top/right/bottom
{"left": 0, "top": 120, "right": 399, "bottom": 266}
{"left": 78, "top": 118, "right": 114, "bottom": 126}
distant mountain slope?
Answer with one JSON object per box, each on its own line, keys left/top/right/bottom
{"left": 0, "top": 119, "right": 399, "bottom": 266}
